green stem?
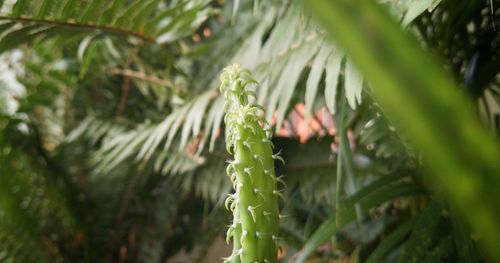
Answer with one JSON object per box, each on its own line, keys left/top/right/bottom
{"left": 220, "top": 65, "right": 281, "bottom": 263}
{"left": 335, "top": 139, "right": 343, "bottom": 227}
{"left": 335, "top": 88, "right": 366, "bottom": 243}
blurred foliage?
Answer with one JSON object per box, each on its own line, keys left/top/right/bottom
{"left": 0, "top": 0, "right": 498, "bottom": 262}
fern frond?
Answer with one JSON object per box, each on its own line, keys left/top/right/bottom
{"left": 0, "top": 0, "right": 215, "bottom": 53}
{"left": 184, "top": 0, "right": 445, "bottom": 144}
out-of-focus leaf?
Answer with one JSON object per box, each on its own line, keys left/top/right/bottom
{"left": 399, "top": 202, "right": 442, "bottom": 262}
{"left": 303, "top": 1, "right": 500, "bottom": 260}
{"left": 295, "top": 175, "right": 425, "bottom": 263}
{"left": 402, "top": 0, "right": 441, "bottom": 26}
{"left": 365, "top": 220, "right": 414, "bottom": 263}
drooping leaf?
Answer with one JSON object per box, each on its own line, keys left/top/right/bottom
{"left": 324, "top": 47, "right": 343, "bottom": 113}
{"left": 304, "top": 41, "right": 331, "bottom": 123}
{"left": 344, "top": 59, "right": 363, "bottom": 109}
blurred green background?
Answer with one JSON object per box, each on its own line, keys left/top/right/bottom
{"left": 0, "top": 0, "right": 498, "bottom": 262}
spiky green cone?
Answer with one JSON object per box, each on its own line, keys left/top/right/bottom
{"left": 220, "top": 65, "right": 283, "bottom": 263}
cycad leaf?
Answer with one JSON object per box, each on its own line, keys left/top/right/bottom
{"left": 208, "top": 96, "right": 225, "bottom": 151}
{"left": 179, "top": 92, "right": 212, "bottom": 150}
{"left": 78, "top": 41, "right": 97, "bottom": 78}
{"left": 402, "top": 0, "right": 441, "bottom": 25}
{"left": 131, "top": 0, "right": 161, "bottom": 31}
{"left": 137, "top": 115, "right": 176, "bottom": 161}
{"left": 260, "top": 3, "right": 301, "bottom": 61}
{"left": 275, "top": 39, "right": 321, "bottom": 129}
{"left": 11, "top": 0, "right": 29, "bottom": 17}
{"left": 155, "top": 5, "right": 204, "bottom": 43}
{"left": 0, "top": 24, "right": 42, "bottom": 52}
{"left": 96, "top": 128, "right": 152, "bottom": 174}
{"left": 36, "top": 0, "right": 56, "bottom": 19}
{"left": 324, "top": 47, "right": 343, "bottom": 113}
{"left": 115, "top": 0, "right": 148, "bottom": 28}
{"left": 164, "top": 105, "right": 190, "bottom": 150}
{"left": 80, "top": 0, "right": 104, "bottom": 23}
{"left": 143, "top": 1, "right": 190, "bottom": 36}
{"left": 344, "top": 59, "right": 363, "bottom": 109}
{"left": 77, "top": 34, "right": 97, "bottom": 62}
{"left": 198, "top": 95, "right": 223, "bottom": 155}
{"left": 100, "top": 0, "right": 125, "bottom": 24}
{"left": 304, "top": 42, "right": 331, "bottom": 122}
{"left": 59, "top": 0, "right": 79, "bottom": 20}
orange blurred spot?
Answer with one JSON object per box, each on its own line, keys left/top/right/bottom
{"left": 272, "top": 103, "right": 337, "bottom": 143}
{"left": 277, "top": 245, "right": 287, "bottom": 260}
{"left": 192, "top": 34, "right": 201, "bottom": 42}
{"left": 203, "top": 27, "right": 212, "bottom": 38}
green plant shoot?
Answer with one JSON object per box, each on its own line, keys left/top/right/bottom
{"left": 220, "top": 64, "right": 284, "bottom": 263}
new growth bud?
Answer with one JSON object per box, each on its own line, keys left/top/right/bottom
{"left": 220, "top": 64, "right": 283, "bottom": 263}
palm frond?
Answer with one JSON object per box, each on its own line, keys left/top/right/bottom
{"left": 142, "top": 0, "right": 445, "bottom": 153}
{"left": 0, "top": 0, "right": 214, "bottom": 53}
{"left": 73, "top": 0, "right": 446, "bottom": 184}
{"left": 229, "top": 0, "right": 445, "bottom": 124}
{"left": 67, "top": 115, "right": 207, "bottom": 176}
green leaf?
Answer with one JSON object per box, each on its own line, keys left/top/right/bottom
{"left": 115, "top": 0, "right": 148, "bottom": 28}
{"left": 260, "top": 3, "right": 302, "bottom": 61}
{"left": 142, "top": 0, "right": 190, "bottom": 36}
{"left": 137, "top": 115, "right": 177, "bottom": 162}
{"left": 165, "top": 105, "right": 191, "bottom": 150}
{"left": 0, "top": 24, "right": 42, "bottom": 53}
{"left": 59, "top": 0, "right": 79, "bottom": 20}
{"left": 451, "top": 211, "right": 480, "bottom": 263}
{"left": 344, "top": 60, "right": 363, "bottom": 109}
{"left": 130, "top": 0, "right": 161, "bottom": 31}
{"left": 422, "top": 235, "right": 454, "bottom": 263}
{"left": 303, "top": 1, "right": 500, "bottom": 260}
{"left": 179, "top": 92, "right": 212, "bottom": 150}
{"left": 324, "top": 47, "right": 343, "bottom": 113}
{"left": 365, "top": 220, "right": 414, "bottom": 263}
{"left": 99, "top": 0, "right": 125, "bottom": 24}
{"left": 77, "top": 34, "right": 97, "bottom": 62}
{"left": 11, "top": 0, "right": 30, "bottom": 17}
{"left": 0, "top": 22, "right": 17, "bottom": 35}
{"left": 304, "top": 42, "right": 331, "bottom": 123}
{"left": 93, "top": 129, "right": 151, "bottom": 174}
{"left": 79, "top": 0, "right": 104, "bottom": 23}
{"left": 399, "top": 202, "right": 442, "bottom": 263}
{"left": 296, "top": 175, "right": 425, "bottom": 263}
{"left": 36, "top": 0, "right": 56, "bottom": 19}
{"left": 402, "top": 0, "right": 442, "bottom": 26}
{"left": 197, "top": 95, "right": 223, "bottom": 155}
{"left": 78, "top": 41, "right": 97, "bottom": 78}
{"left": 274, "top": 39, "right": 321, "bottom": 129}
{"left": 155, "top": 5, "right": 203, "bottom": 43}
{"left": 208, "top": 96, "right": 225, "bottom": 152}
